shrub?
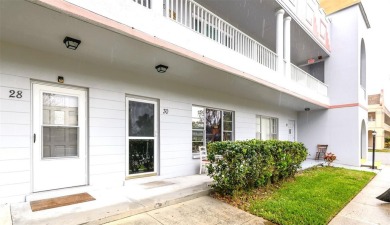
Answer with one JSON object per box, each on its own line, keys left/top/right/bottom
{"left": 385, "top": 137, "right": 390, "bottom": 148}
{"left": 207, "top": 139, "right": 308, "bottom": 195}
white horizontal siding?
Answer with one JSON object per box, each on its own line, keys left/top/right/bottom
{"left": 89, "top": 88, "right": 124, "bottom": 102}
{"left": 0, "top": 136, "right": 30, "bottom": 148}
{"left": 0, "top": 148, "right": 29, "bottom": 160}
{"left": 159, "top": 99, "right": 192, "bottom": 177}
{"left": 0, "top": 112, "right": 30, "bottom": 125}
{"left": 89, "top": 108, "right": 125, "bottom": 119}
{"left": 160, "top": 115, "right": 191, "bottom": 124}
{"left": 90, "top": 163, "right": 123, "bottom": 175}
{"left": 158, "top": 143, "right": 190, "bottom": 152}
{"left": 0, "top": 74, "right": 30, "bottom": 89}
{"left": 90, "top": 155, "right": 124, "bottom": 166}
{"left": 0, "top": 74, "right": 31, "bottom": 204}
{"left": 89, "top": 137, "right": 125, "bottom": 146}
{"left": 89, "top": 146, "right": 125, "bottom": 156}
{"left": 0, "top": 171, "right": 30, "bottom": 186}
{"left": 160, "top": 122, "right": 190, "bottom": 130}
{"left": 160, "top": 137, "right": 190, "bottom": 145}
{"left": 160, "top": 150, "right": 192, "bottom": 160}
{"left": 90, "top": 98, "right": 124, "bottom": 111}
{"left": 0, "top": 99, "right": 30, "bottom": 113}
{"left": 0, "top": 87, "right": 30, "bottom": 102}
{"left": 160, "top": 130, "right": 191, "bottom": 138}
{"left": 0, "top": 159, "right": 30, "bottom": 173}
{"left": 0, "top": 124, "right": 30, "bottom": 136}
{"left": 89, "top": 88, "right": 126, "bottom": 185}
{"left": 0, "top": 183, "right": 30, "bottom": 198}
{"left": 233, "top": 111, "right": 256, "bottom": 140}
{"left": 90, "top": 127, "right": 124, "bottom": 137}
{"left": 90, "top": 118, "right": 125, "bottom": 128}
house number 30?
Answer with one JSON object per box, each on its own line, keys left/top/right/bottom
{"left": 9, "top": 90, "right": 23, "bottom": 99}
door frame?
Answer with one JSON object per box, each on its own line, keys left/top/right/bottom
{"left": 125, "top": 96, "right": 159, "bottom": 178}
{"left": 288, "top": 120, "right": 296, "bottom": 142}
{"left": 31, "top": 81, "right": 88, "bottom": 192}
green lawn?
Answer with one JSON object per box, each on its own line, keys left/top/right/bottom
{"left": 248, "top": 167, "right": 375, "bottom": 225}
{"left": 368, "top": 149, "right": 390, "bottom": 153}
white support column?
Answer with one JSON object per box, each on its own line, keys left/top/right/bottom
{"left": 284, "top": 16, "right": 292, "bottom": 78}
{"left": 275, "top": 9, "right": 285, "bottom": 75}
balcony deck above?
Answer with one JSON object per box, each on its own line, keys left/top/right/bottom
{"left": 7, "top": 0, "right": 330, "bottom": 109}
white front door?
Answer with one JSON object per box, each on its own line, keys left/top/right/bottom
{"left": 126, "top": 97, "right": 158, "bottom": 176}
{"left": 288, "top": 120, "right": 295, "bottom": 142}
{"left": 32, "top": 83, "right": 87, "bottom": 192}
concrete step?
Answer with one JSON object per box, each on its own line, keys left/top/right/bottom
{"left": 10, "top": 175, "right": 212, "bottom": 225}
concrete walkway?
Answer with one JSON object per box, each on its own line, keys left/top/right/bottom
{"left": 329, "top": 165, "right": 390, "bottom": 225}
{"left": 105, "top": 196, "right": 269, "bottom": 225}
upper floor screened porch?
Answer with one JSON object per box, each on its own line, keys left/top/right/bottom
{"left": 66, "top": 0, "right": 330, "bottom": 103}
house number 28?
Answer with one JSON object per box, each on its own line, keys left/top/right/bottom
{"left": 9, "top": 90, "right": 23, "bottom": 99}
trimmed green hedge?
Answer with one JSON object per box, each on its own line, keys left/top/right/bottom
{"left": 207, "top": 139, "right": 308, "bottom": 195}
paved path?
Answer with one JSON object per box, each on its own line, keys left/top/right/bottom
{"left": 105, "top": 196, "right": 270, "bottom": 225}
{"left": 329, "top": 165, "right": 390, "bottom": 225}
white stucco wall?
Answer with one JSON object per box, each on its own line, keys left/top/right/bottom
{"left": 0, "top": 41, "right": 298, "bottom": 203}
{"left": 298, "top": 107, "right": 361, "bottom": 166}
{"left": 297, "top": 4, "right": 369, "bottom": 167}
{"left": 325, "top": 6, "right": 359, "bottom": 106}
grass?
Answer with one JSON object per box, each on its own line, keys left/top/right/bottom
{"left": 368, "top": 149, "right": 390, "bottom": 153}
{"left": 212, "top": 167, "right": 375, "bottom": 225}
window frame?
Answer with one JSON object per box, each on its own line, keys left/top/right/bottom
{"left": 256, "top": 115, "right": 279, "bottom": 140}
{"left": 306, "top": 0, "right": 314, "bottom": 25}
{"left": 191, "top": 105, "right": 234, "bottom": 158}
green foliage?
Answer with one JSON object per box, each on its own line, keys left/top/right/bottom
{"left": 207, "top": 139, "right": 308, "bottom": 195}
{"left": 249, "top": 167, "right": 375, "bottom": 225}
{"left": 385, "top": 137, "right": 390, "bottom": 148}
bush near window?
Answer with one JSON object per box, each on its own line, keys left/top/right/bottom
{"left": 207, "top": 139, "right": 308, "bottom": 195}
{"left": 385, "top": 137, "right": 390, "bottom": 148}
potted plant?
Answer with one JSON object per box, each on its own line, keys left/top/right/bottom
{"left": 324, "top": 152, "right": 336, "bottom": 166}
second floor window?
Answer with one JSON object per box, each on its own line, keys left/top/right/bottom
{"left": 192, "top": 106, "right": 234, "bottom": 155}
{"left": 256, "top": 115, "right": 278, "bottom": 140}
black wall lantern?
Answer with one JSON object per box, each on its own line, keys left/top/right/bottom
{"left": 63, "top": 36, "right": 81, "bottom": 50}
{"left": 155, "top": 64, "right": 168, "bottom": 73}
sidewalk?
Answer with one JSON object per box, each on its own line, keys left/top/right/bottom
{"left": 105, "top": 196, "right": 269, "bottom": 225}
{"left": 329, "top": 165, "right": 390, "bottom": 224}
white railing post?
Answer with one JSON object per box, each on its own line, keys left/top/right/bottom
{"left": 163, "top": 0, "right": 279, "bottom": 72}
{"left": 153, "top": 0, "right": 164, "bottom": 16}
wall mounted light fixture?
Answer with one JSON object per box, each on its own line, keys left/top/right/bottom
{"left": 63, "top": 36, "right": 81, "bottom": 50}
{"left": 304, "top": 108, "right": 311, "bottom": 111}
{"left": 155, "top": 64, "right": 168, "bottom": 73}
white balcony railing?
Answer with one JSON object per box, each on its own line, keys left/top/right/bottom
{"left": 129, "top": 0, "right": 328, "bottom": 97}
{"left": 291, "top": 64, "right": 328, "bottom": 96}
{"left": 164, "top": 0, "right": 277, "bottom": 71}
{"left": 133, "top": 0, "right": 151, "bottom": 9}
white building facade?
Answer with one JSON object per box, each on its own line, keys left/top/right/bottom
{"left": 0, "top": 0, "right": 369, "bottom": 203}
